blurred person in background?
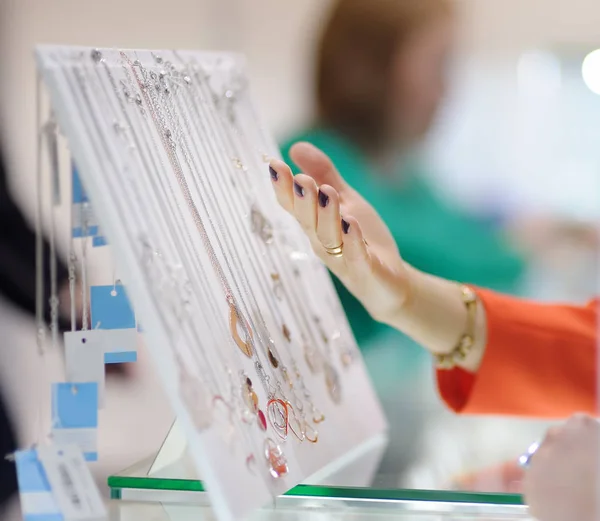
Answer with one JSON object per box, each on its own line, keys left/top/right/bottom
{"left": 282, "top": 0, "right": 526, "bottom": 350}
{"left": 281, "top": 0, "right": 525, "bottom": 482}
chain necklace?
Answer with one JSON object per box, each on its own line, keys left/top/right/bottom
{"left": 120, "top": 51, "right": 292, "bottom": 441}
{"left": 168, "top": 61, "right": 318, "bottom": 441}
{"left": 178, "top": 63, "right": 327, "bottom": 429}
{"left": 65, "top": 52, "right": 228, "bottom": 432}
{"left": 104, "top": 57, "right": 263, "bottom": 440}
{"left": 230, "top": 73, "right": 359, "bottom": 375}
{"left": 194, "top": 62, "right": 344, "bottom": 404}
{"left": 136, "top": 54, "right": 294, "bottom": 442}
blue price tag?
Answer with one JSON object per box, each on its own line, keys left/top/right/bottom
{"left": 51, "top": 383, "right": 98, "bottom": 462}
{"left": 15, "top": 449, "right": 62, "bottom": 521}
{"left": 90, "top": 284, "right": 136, "bottom": 330}
{"left": 71, "top": 163, "right": 88, "bottom": 204}
{"left": 92, "top": 236, "right": 107, "bottom": 248}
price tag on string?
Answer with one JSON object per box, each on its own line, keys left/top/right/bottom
{"left": 91, "top": 236, "right": 107, "bottom": 248}
{"left": 32, "top": 444, "right": 106, "bottom": 521}
{"left": 90, "top": 284, "right": 136, "bottom": 330}
{"left": 51, "top": 383, "right": 99, "bottom": 462}
{"left": 91, "top": 225, "right": 107, "bottom": 248}
{"left": 90, "top": 284, "right": 137, "bottom": 364}
{"left": 71, "top": 163, "right": 99, "bottom": 239}
{"left": 15, "top": 448, "right": 62, "bottom": 521}
{"left": 64, "top": 332, "right": 105, "bottom": 407}
{"left": 71, "top": 163, "right": 88, "bottom": 205}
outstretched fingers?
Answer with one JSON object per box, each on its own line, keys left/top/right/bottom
{"left": 338, "top": 216, "right": 371, "bottom": 275}
{"left": 269, "top": 158, "right": 370, "bottom": 278}
{"left": 289, "top": 142, "right": 349, "bottom": 194}
{"left": 269, "top": 159, "right": 294, "bottom": 213}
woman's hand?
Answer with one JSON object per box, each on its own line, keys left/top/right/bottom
{"left": 269, "top": 142, "right": 410, "bottom": 325}
{"left": 524, "top": 414, "right": 599, "bottom": 521}
{"left": 270, "top": 142, "right": 487, "bottom": 369}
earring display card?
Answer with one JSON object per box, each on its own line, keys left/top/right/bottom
{"left": 36, "top": 46, "right": 387, "bottom": 521}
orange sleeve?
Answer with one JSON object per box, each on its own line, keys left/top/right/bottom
{"left": 437, "top": 289, "right": 598, "bottom": 417}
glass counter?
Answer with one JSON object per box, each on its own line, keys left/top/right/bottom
{"left": 109, "top": 456, "right": 530, "bottom": 520}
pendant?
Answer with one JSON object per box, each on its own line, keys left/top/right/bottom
{"left": 267, "top": 398, "right": 289, "bottom": 440}
{"left": 331, "top": 329, "right": 355, "bottom": 367}
{"left": 228, "top": 300, "right": 253, "bottom": 358}
{"left": 242, "top": 376, "right": 259, "bottom": 415}
{"left": 243, "top": 389, "right": 259, "bottom": 414}
{"left": 303, "top": 420, "right": 319, "bottom": 443}
{"left": 324, "top": 363, "right": 342, "bottom": 404}
{"left": 271, "top": 273, "right": 284, "bottom": 300}
{"left": 312, "top": 408, "right": 326, "bottom": 424}
{"left": 282, "top": 324, "right": 292, "bottom": 343}
{"left": 257, "top": 409, "right": 268, "bottom": 431}
{"left": 281, "top": 367, "right": 295, "bottom": 391}
{"left": 264, "top": 438, "right": 289, "bottom": 479}
{"left": 341, "top": 350, "right": 355, "bottom": 367}
{"left": 304, "top": 346, "right": 322, "bottom": 374}
{"left": 285, "top": 401, "right": 305, "bottom": 442}
{"left": 250, "top": 205, "right": 273, "bottom": 244}
{"left": 313, "top": 316, "right": 329, "bottom": 344}
{"left": 268, "top": 348, "right": 279, "bottom": 368}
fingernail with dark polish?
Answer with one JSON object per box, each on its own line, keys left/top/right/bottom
{"left": 294, "top": 181, "right": 305, "bottom": 197}
{"left": 318, "top": 189, "right": 329, "bottom": 208}
{"left": 269, "top": 166, "right": 278, "bottom": 181}
{"left": 341, "top": 218, "right": 350, "bottom": 234}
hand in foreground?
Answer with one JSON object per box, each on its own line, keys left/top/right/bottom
{"left": 524, "top": 414, "right": 599, "bottom": 521}
{"left": 269, "top": 142, "right": 409, "bottom": 325}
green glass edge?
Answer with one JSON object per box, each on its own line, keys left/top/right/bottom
{"left": 107, "top": 475, "right": 523, "bottom": 505}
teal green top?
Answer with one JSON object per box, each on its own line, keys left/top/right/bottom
{"left": 281, "top": 128, "right": 526, "bottom": 356}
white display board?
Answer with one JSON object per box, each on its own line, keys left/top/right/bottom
{"left": 35, "top": 46, "right": 387, "bottom": 521}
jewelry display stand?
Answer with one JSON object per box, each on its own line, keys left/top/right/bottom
{"left": 35, "top": 45, "right": 389, "bottom": 521}
{"left": 35, "top": 45, "right": 533, "bottom": 521}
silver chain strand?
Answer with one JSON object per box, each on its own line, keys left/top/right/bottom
{"left": 174, "top": 63, "right": 324, "bottom": 430}
{"left": 151, "top": 60, "right": 293, "bottom": 404}
{"left": 68, "top": 53, "right": 260, "bottom": 441}
{"left": 120, "top": 52, "right": 290, "bottom": 444}
{"left": 186, "top": 61, "right": 338, "bottom": 406}
{"left": 78, "top": 51, "right": 237, "bottom": 431}
{"left": 112, "top": 51, "right": 287, "bottom": 464}
{"left": 125, "top": 54, "right": 283, "bottom": 404}
{"left": 226, "top": 71, "right": 354, "bottom": 383}
{"left": 164, "top": 62, "right": 310, "bottom": 440}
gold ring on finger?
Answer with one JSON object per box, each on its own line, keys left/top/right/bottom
{"left": 324, "top": 243, "right": 344, "bottom": 258}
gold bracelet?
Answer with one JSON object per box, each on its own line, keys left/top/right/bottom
{"left": 435, "top": 285, "right": 478, "bottom": 370}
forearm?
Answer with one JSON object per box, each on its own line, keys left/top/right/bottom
{"left": 385, "top": 265, "right": 487, "bottom": 373}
